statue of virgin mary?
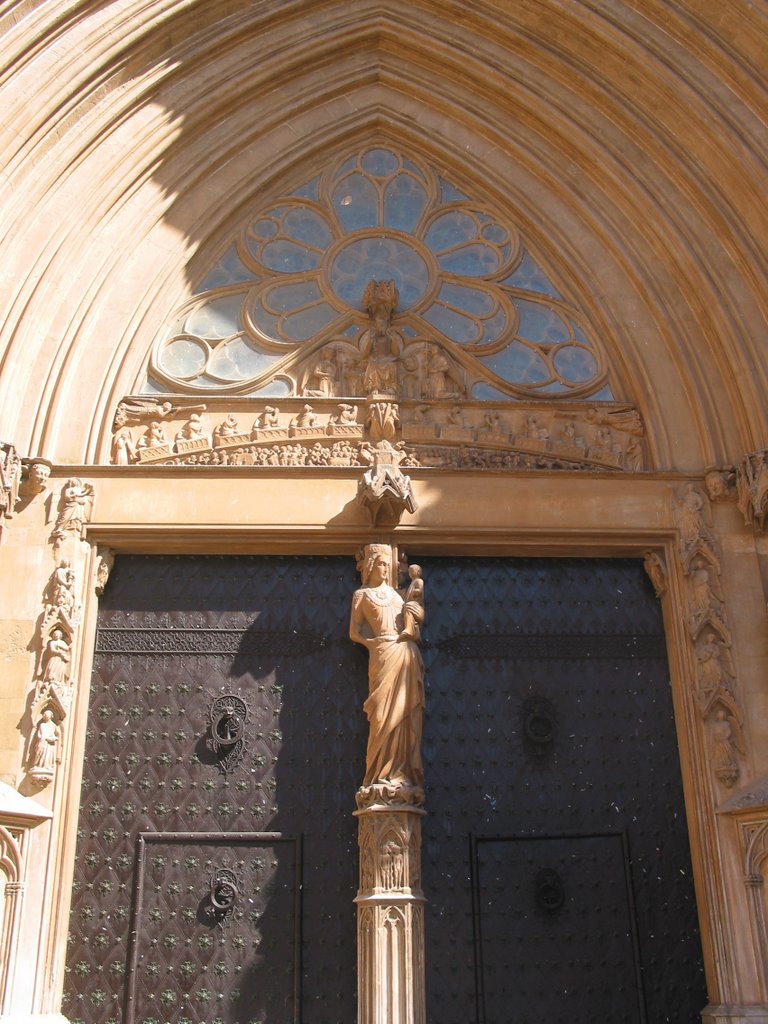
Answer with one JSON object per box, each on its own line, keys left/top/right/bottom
{"left": 349, "top": 544, "right": 425, "bottom": 792}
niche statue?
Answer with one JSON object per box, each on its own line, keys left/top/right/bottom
{"left": 350, "top": 544, "right": 425, "bottom": 803}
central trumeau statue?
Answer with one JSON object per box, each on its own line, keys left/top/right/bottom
{"left": 350, "top": 544, "right": 425, "bottom": 804}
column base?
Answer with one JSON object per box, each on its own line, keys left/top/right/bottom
{"left": 702, "top": 1006, "right": 768, "bottom": 1023}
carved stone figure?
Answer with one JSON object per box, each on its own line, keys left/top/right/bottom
{"left": 674, "top": 484, "right": 712, "bottom": 560}
{"left": 39, "top": 628, "right": 71, "bottom": 690}
{"left": 359, "top": 280, "right": 402, "bottom": 396}
{"left": 705, "top": 469, "right": 732, "bottom": 501}
{"left": 586, "top": 405, "right": 644, "bottom": 436}
{"left": 111, "top": 427, "right": 135, "bottom": 465}
{"left": 736, "top": 450, "right": 768, "bottom": 529}
{"left": 643, "top": 551, "right": 667, "bottom": 598}
{"left": 695, "top": 632, "right": 731, "bottom": 707}
{"left": 258, "top": 406, "right": 280, "bottom": 429}
{"left": 400, "top": 565, "right": 424, "bottom": 642}
{"left": 52, "top": 478, "right": 94, "bottom": 540}
{"left": 290, "top": 404, "right": 318, "bottom": 429}
{"left": 51, "top": 560, "right": 77, "bottom": 616}
{"left": 425, "top": 346, "right": 455, "bottom": 399}
{"left": 175, "top": 413, "right": 207, "bottom": 444}
{"left": 113, "top": 398, "right": 175, "bottom": 430}
{"left": 95, "top": 548, "right": 115, "bottom": 597}
{"left": 28, "top": 709, "right": 61, "bottom": 784}
{"left": 350, "top": 545, "right": 425, "bottom": 798}
{"left": 213, "top": 414, "right": 240, "bottom": 444}
{"left": 136, "top": 420, "right": 168, "bottom": 449}
{"left": 366, "top": 401, "right": 399, "bottom": 443}
{"left": 19, "top": 457, "right": 51, "bottom": 497}
{"left": 303, "top": 348, "right": 338, "bottom": 397}
{"left": 333, "top": 403, "right": 358, "bottom": 426}
{"left": 712, "top": 708, "right": 742, "bottom": 788}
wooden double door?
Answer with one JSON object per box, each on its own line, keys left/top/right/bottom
{"left": 64, "top": 555, "right": 706, "bottom": 1023}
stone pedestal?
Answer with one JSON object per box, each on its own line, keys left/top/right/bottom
{"left": 354, "top": 800, "right": 426, "bottom": 1024}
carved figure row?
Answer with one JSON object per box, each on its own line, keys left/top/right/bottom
{"left": 672, "top": 485, "right": 746, "bottom": 788}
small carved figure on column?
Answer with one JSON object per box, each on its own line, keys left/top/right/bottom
{"left": 52, "top": 478, "right": 94, "bottom": 540}
{"left": 350, "top": 545, "right": 425, "bottom": 803}
{"left": 712, "top": 708, "right": 743, "bottom": 788}
{"left": 28, "top": 709, "right": 61, "bottom": 785}
{"left": 51, "top": 560, "right": 77, "bottom": 617}
{"left": 39, "top": 627, "right": 71, "bottom": 692}
{"left": 400, "top": 565, "right": 424, "bottom": 641}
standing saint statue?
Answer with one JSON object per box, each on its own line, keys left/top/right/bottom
{"left": 350, "top": 544, "right": 425, "bottom": 796}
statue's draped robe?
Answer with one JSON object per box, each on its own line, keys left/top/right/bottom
{"left": 352, "top": 585, "right": 425, "bottom": 787}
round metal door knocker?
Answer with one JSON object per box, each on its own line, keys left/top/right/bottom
{"left": 535, "top": 867, "right": 565, "bottom": 913}
{"left": 521, "top": 695, "right": 556, "bottom": 752}
{"left": 206, "top": 867, "right": 240, "bottom": 924}
{"left": 207, "top": 693, "right": 249, "bottom": 774}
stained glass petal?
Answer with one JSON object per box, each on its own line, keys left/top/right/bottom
{"left": 184, "top": 296, "right": 242, "bottom": 338}
{"left": 159, "top": 337, "right": 208, "bottom": 379}
{"left": 361, "top": 149, "right": 399, "bottom": 176}
{"left": 502, "top": 252, "right": 562, "bottom": 298}
{"left": 553, "top": 345, "right": 598, "bottom": 383}
{"left": 261, "top": 240, "right": 320, "bottom": 273}
{"left": 479, "top": 341, "right": 551, "bottom": 384}
{"left": 333, "top": 173, "right": 379, "bottom": 232}
{"left": 207, "top": 339, "right": 279, "bottom": 381}
{"left": 384, "top": 175, "right": 428, "bottom": 233}
{"left": 515, "top": 300, "right": 570, "bottom": 344}
{"left": 422, "top": 304, "right": 482, "bottom": 344}
{"left": 438, "top": 245, "right": 501, "bottom": 276}
{"left": 424, "top": 211, "right": 478, "bottom": 252}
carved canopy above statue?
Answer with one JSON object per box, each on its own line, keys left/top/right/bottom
{"left": 143, "top": 146, "right": 613, "bottom": 402}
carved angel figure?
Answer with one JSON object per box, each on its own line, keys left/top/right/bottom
{"left": 350, "top": 545, "right": 425, "bottom": 793}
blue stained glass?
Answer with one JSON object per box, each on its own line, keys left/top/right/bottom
{"left": 438, "top": 282, "right": 496, "bottom": 316}
{"left": 439, "top": 178, "right": 469, "bottom": 203}
{"left": 197, "top": 246, "right": 255, "bottom": 292}
{"left": 538, "top": 381, "right": 570, "bottom": 393}
{"left": 438, "top": 245, "right": 500, "bottom": 276}
{"left": 329, "top": 237, "right": 429, "bottom": 309}
{"left": 502, "top": 252, "right": 561, "bottom": 298}
{"left": 361, "top": 148, "right": 399, "bottom": 176}
{"left": 253, "top": 218, "right": 278, "bottom": 239}
{"left": 333, "top": 174, "right": 379, "bottom": 232}
{"left": 294, "top": 176, "right": 320, "bottom": 201}
{"left": 185, "top": 295, "right": 242, "bottom": 338}
{"left": 251, "top": 306, "right": 281, "bottom": 340}
{"left": 282, "top": 207, "right": 332, "bottom": 249}
{"left": 553, "top": 345, "right": 597, "bottom": 383}
{"left": 422, "top": 304, "right": 481, "bottom": 344}
{"left": 479, "top": 341, "right": 550, "bottom": 384}
{"left": 208, "top": 339, "right": 279, "bottom": 381}
{"left": 383, "top": 175, "right": 428, "bottom": 233}
{"left": 481, "top": 223, "right": 509, "bottom": 245}
{"left": 478, "top": 308, "right": 508, "bottom": 345}
{"left": 250, "top": 379, "right": 292, "bottom": 397}
{"left": 425, "top": 211, "right": 478, "bottom": 252}
{"left": 515, "top": 300, "right": 570, "bottom": 343}
{"left": 261, "top": 240, "right": 320, "bottom": 273}
{"left": 589, "top": 385, "right": 615, "bottom": 401}
{"left": 472, "top": 382, "right": 513, "bottom": 401}
{"left": 160, "top": 337, "right": 208, "bottom": 378}
{"left": 265, "top": 280, "right": 323, "bottom": 313}
{"left": 402, "top": 158, "right": 427, "bottom": 180}
{"left": 282, "top": 303, "right": 338, "bottom": 341}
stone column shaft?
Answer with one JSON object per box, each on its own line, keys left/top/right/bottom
{"left": 355, "top": 804, "right": 426, "bottom": 1024}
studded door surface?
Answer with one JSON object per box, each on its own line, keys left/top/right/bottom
{"left": 65, "top": 555, "right": 706, "bottom": 1024}
{"left": 419, "top": 557, "right": 707, "bottom": 1024}
{"left": 64, "top": 555, "right": 367, "bottom": 1024}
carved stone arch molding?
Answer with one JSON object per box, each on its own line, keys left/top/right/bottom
{"left": 1, "top": 2, "right": 766, "bottom": 466}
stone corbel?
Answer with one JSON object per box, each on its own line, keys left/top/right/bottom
{"left": 357, "top": 438, "right": 417, "bottom": 528}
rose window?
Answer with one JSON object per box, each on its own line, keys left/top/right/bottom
{"left": 145, "top": 147, "right": 612, "bottom": 400}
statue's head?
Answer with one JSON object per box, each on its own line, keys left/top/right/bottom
{"left": 361, "top": 543, "right": 391, "bottom": 586}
